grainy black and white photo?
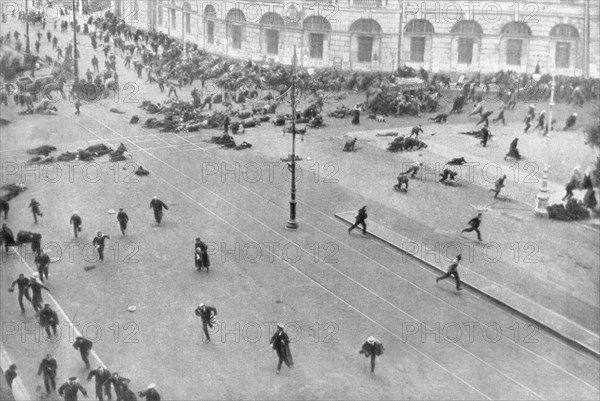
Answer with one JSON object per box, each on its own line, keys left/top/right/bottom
{"left": 0, "top": 0, "right": 599, "bottom": 399}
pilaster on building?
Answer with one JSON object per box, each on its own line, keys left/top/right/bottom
{"left": 111, "top": 0, "right": 599, "bottom": 77}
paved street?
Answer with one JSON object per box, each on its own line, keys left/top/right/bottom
{"left": 1, "top": 11, "right": 599, "bottom": 401}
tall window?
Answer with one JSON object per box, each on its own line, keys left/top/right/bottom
{"left": 226, "top": 9, "right": 246, "bottom": 50}
{"left": 304, "top": 16, "right": 331, "bottom": 60}
{"left": 410, "top": 37, "right": 425, "bottom": 62}
{"left": 556, "top": 42, "right": 570, "bottom": 68}
{"left": 231, "top": 25, "right": 242, "bottom": 49}
{"left": 309, "top": 33, "right": 324, "bottom": 59}
{"left": 207, "top": 21, "right": 214, "bottom": 44}
{"left": 186, "top": 13, "right": 191, "bottom": 33}
{"left": 350, "top": 19, "right": 381, "bottom": 63}
{"left": 358, "top": 36, "right": 373, "bottom": 62}
{"left": 170, "top": 8, "right": 176, "bottom": 29}
{"left": 458, "top": 38, "right": 474, "bottom": 64}
{"left": 266, "top": 30, "right": 279, "bottom": 54}
{"left": 506, "top": 39, "right": 522, "bottom": 65}
{"left": 158, "top": 4, "right": 163, "bottom": 26}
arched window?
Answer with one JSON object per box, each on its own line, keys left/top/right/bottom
{"left": 350, "top": 19, "right": 382, "bottom": 34}
{"left": 260, "top": 12, "right": 284, "bottom": 55}
{"left": 501, "top": 21, "right": 531, "bottom": 36}
{"left": 501, "top": 22, "right": 531, "bottom": 66}
{"left": 226, "top": 9, "right": 246, "bottom": 50}
{"left": 204, "top": 5, "right": 216, "bottom": 44}
{"left": 404, "top": 19, "right": 434, "bottom": 62}
{"left": 183, "top": 2, "right": 192, "bottom": 34}
{"left": 451, "top": 20, "right": 483, "bottom": 35}
{"left": 550, "top": 24, "right": 580, "bottom": 39}
{"left": 350, "top": 19, "right": 382, "bottom": 63}
{"left": 404, "top": 19, "right": 434, "bottom": 34}
{"left": 451, "top": 20, "right": 483, "bottom": 64}
{"left": 550, "top": 24, "right": 579, "bottom": 69}
{"left": 303, "top": 16, "right": 332, "bottom": 59}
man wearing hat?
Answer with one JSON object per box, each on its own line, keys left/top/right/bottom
{"left": 116, "top": 208, "right": 130, "bottom": 236}
{"left": 194, "top": 303, "right": 217, "bottom": 343}
{"left": 348, "top": 206, "right": 368, "bottom": 236}
{"left": 10, "top": 273, "right": 32, "bottom": 313}
{"left": 29, "top": 274, "right": 50, "bottom": 312}
{"left": 38, "top": 354, "right": 58, "bottom": 395}
{"left": 70, "top": 212, "right": 82, "bottom": 238}
{"left": 28, "top": 198, "right": 43, "bottom": 223}
{"left": 359, "top": 336, "right": 384, "bottom": 374}
{"left": 73, "top": 336, "right": 94, "bottom": 369}
{"left": 92, "top": 231, "right": 110, "bottom": 262}
{"left": 269, "top": 324, "right": 294, "bottom": 374}
{"left": 149, "top": 196, "right": 169, "bottom": 225}
{"left": 35, "top": 249, "right": 51, "bottom": 282}
{"left": 87, "top": 366, "right": 112, "bottom": 401}
{"left": 58, "top": 376, "right": 88, "bottom": 401}
{"left": 436, "top": 254, "right": 464, "bottom": 291}
{"left": 139, "top": 383, "right": 160, "bottom": 401}
{"left": 39, "top": 303, "right": 59, "bottom": 337}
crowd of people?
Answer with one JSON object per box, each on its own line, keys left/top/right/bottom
{"left": 1, "top": 5, "right": 599, "bottom": 400}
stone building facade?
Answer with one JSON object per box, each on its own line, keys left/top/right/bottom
{"left": 111, "top": 0, "right": 599, "bottom": 77}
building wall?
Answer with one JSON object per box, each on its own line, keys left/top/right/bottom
{"left": 112, "top": 0, "right": 599, "bottom": 77}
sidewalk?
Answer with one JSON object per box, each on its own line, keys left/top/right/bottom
{"left": 336, "top": 211, "right": 600, "bottom": 359}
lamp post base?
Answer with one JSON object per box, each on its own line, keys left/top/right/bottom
{"left": 285, "top": 220, "right": 299, "bottom": 230}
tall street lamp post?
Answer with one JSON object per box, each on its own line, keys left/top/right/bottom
{"left": 285, "top": 46, "right": 300, "bottom": 230}
{"left": 72, "top": 0, "right": 79, "bottom": 82}
{"left": 25, "top": 0, "right": 30, "bottom": 53}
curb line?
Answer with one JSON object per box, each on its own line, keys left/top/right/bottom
{"left": 335, "top": 213, "right": 600, "bottom": 361}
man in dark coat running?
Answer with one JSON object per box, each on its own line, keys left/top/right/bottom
{"left": 1, "top": 223, "right": 16, "bottom": 252}
{"left": 348, "top": 206, "right": 367, "bottom": 235}
{"left": 38, "top": 303, "right": 59, "bottom": 337}
{"left": 194, "top": 303, "right": 217, "bottom": 343}
{"left": 35, "top": 249, "right": 51, "bottom": 282}
{"left": 87, "top": 366, "right": 112, "bottom": 401}
{"left": 270, "top": 323, "right": 294, "bottom": 374}
{"left": 58, "top": 377, "right": 88, "bottom": 401}
{"left": 149, "top": 196, "right": 168, "bottom": 225}
{"left": 107, "top": 372, "right": 130, "bottom": 401}
{"left": 73, "top": 336, "right": 94, "bottom": 369}
{"left": 461, "top": 213, "right": 483, "bottom": 241}
{"left": 436, "top": 255, "right": 463, "bottom": 290}
{"left": 92, "top": 231, "right": 110, "bottom": 262}
{"left": 38, "top": 354, "right": 58, "bottom": 395}
{"left": 359, "top": 336, "right": 384, "bottom": 374}
{"left": 490, "top": 175, "right": 507, "bottom": 198}
{"left": 70, "top": 212, "right": 82, "bottom": 238}
{"left": 28, "top": 198, "right": 43, "bottom": 223}
{"left": 10, "top": 273, "right": 32, "bottom": 313}
{"left": 29, "top": 274, "right": 50, "bottom": 312}
{"left": 116, "top": 208, "right": 129, "bottom": 235}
